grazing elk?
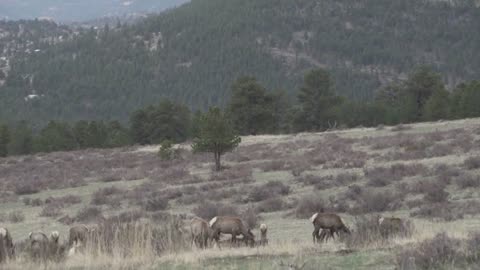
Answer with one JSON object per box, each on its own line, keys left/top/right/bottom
{"left": 310, "top": 213, "right": 350, "bottom": 243}
{"left": 48, "top": 231, "right": 65, "bottom": 261}
{"left": 209, "top": 216, "right": 255, "bottom": 247}
{"left": 0, "top": 227, "right": 15, "bottom": 263}
{"left": 259, "top": 223, "right": 268, "bottom": 246}
{"left": 190, "top": 217, "right": 212, "bottom": 249}
{"left": 29, "top": 232, "right": 50, "bottom": 261}
{"left": 68, "top": 224, "right": 98, "bottom": 255}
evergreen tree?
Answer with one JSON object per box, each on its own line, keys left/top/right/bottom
{"left": 105, "top": 121, "right": 131, "bottom": 148}
{"left": 405, "top": 66, "right": 445, "bottom": 120}
{"left": 423, "top": 89, "right": 451, "bottom": 121}
{"left": 8, "top": 121, "right": 33, "bottom": 155}
{"left": 192, "top": 107, "right": 241, "bottom": 171}
{"left": 0, "top": 124, "right": 10, "bottom": 157}
{"left": 295, "top": 69, "right": 344, "bottom": 131}
{"left": 130, "top": 110, "right": 150, "bottom": 145}
{"left": 450, "top": 81, "right": 480, "bottom": 118}
{"left": 228, "top": 77, "right": 278, "bottom": 135}
{"left": 130, "top": 99, "right": 191, "bottom": 145}
{"left": 35, "top": 121, "right": 77, "bottom": 152}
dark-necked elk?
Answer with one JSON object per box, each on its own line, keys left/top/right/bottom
{"left": 0, "top": 227, "right": 14, "bottom": 263}
{"left": 29, "top": 232, "right": 49, "bottom": 261}
{"left": 68, "top": 224, "right": 97, "bottom": 255}
{"left": 209, "top": 216, "right": 255, "bottom": 247}
{"left": 310, "top": 213, "right": 350, "bottom": 243}
{"left": 190, "top": 217, "right": 212, "bottom": 249}
{"left": 378, "top": 216, "right": 404, "bottom": 237}
{"left": 259, "top": 223, "right": 268, "bottom": 246}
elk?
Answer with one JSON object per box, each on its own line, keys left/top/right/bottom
{"left": 68, "top": 224, "right": 98, "bottom": 255}
{"left": 310, "top": 213, "right": 350, "bottom": 243}
{"left": 259, "top": 223, "right": 268, "bottom": 246}
{"left": 209, "top": 216, "right": 255, "bottom": 247}
{"left": 0, "top": 227, "right": 14, "bottom": 262}
{"left": 48, "top": 231, "right": 64, "bottom": 261}
{"left": 190, "top": 217, "right": 212, "bottom": 249}
{"left": 29, "top": 232, "right": 50, "bottom": 261}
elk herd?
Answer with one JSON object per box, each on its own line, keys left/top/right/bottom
{"left": 0, "top": 213, "right": 405, "bottom": 263}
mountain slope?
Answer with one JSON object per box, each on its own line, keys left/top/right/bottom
{"left": 1, "top": 0, "right": 479, "bottom": 123}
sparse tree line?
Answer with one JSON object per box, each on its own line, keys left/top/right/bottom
{"left": 1, "top": 66, "right": 480, "bottom": 159}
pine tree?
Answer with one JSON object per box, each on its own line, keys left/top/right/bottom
{"left": 295, "top": 69, "right": 343, "bottom": 131}
{"left": 423, "top": 89, "right": 451, "bottom": 121}
{"left": 192, "top": 107, "right": 241, "bottom": 171}
{"left": 8, "top": 121, "right": 33, "bottom": 155}
{"left": 405, "top": 66, "right": 445, "bottom": 120}
{"left": 228, "top": 77, "right": 277, "bottom": 135}
{"left": 0, "top": 124, "right": 10, "bottom": 157}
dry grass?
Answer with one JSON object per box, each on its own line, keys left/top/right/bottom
{"left": 1, "top": 118, "right": 480, "bottom": 269}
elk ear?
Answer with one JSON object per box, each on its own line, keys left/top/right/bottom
{"left": 29, "top": 232, "right": 33, "bottom": 238}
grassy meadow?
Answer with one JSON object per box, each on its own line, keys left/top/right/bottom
{"left": 1, "top": 118, "right": 480, "bottom": 269}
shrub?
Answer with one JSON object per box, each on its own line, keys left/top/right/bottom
{"left": 75, "top": 207, "right": 103, "bottom": 222}
{"left": 396, "top": 233, "right": 462, "bottom": 270}
{"left": 145, "top": 194, "right": 169, "bottom": 212}
{"left": 410, "top": 203, "right": 462, "bottom": 221}
{"left": 367, "top": 177, "right": 390, "bottom": 187}
{"left": 335, "top": 173, "right": 359, "bottom": 185}
{"left": 8, "top": 211, "right": 25, "bottom": 223}
{"left": 456, "top": 174, "right": 480, "bottom": 189}
{"left": 391, "top": 124, "right": 411, "bottom": 132}
{"left": 39, "top": 203, "right": 63, "bottom": 217}
{"left": 57, "top": 215, "right": 75, "bottom": 225}
{"left": 14, "top": 183, "right": 39, "bottom": 195}
{"left": 259, "top": 160, "right": 287, "bottom": 172}
{"left": 192, "top": 201, "right": 238, "bottom": 220}
{"left": 256, "top": 197, "right": 286, "bottom": 213}
{"left": 158, "top": 140, "right": 180, "bottom": 161}
{"left": 424, "top": 185, "right": 449, "bottom": 203}
{"left": 295, "top": 195, "right": 326, "bottom": 218}
{"left": 247, "top": 181, "right": 290, "bottom": 202}
{"left": 352, "top": 190, "right": 404, "bottom": 214}
{"left": 464, "top": 156, "right": 480, "bottom": 170}
{"left": 92, "top": 187, "right": 123, "bottom": 205}
{"left": 342, "top": 184, "right": 363, "bottom": 202}
{"left": 364, "top": 163, "right": 427, "bottom": 184}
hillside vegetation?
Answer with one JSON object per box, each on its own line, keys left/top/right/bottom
{"left": 1, "top": 0, "right": 479, "bottom": 122}
{"left": 1, "top": 118, "right": 480, "bottom": 269}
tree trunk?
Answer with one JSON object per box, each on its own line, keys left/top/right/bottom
{"left": 214, "top": 152, "right": 221, "bottom": 171}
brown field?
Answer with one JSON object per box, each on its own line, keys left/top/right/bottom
{"left": 1, "top": 118, "right": 480, "bottom": 269}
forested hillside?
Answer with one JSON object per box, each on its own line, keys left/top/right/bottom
{"left": 0, "top": 0, "right": 188, "bottom": 22}
{"left": 1, "top": 0, "right": 479, "bottom": 123}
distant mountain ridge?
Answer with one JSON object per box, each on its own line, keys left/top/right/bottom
{"left": 0, "top": 0, "right": 188, "bottom": 22}
{"left": 0, "top": 0, "right": 479, "bottom": 124}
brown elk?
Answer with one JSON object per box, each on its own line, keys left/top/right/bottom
{"left": 0, "top": 227, "right": 15, "bottom": 262}
{"left": 310, "top": 213, "right": 350, "bottom": 243}
{"left": 259, "top": 223, "right": 268, "bottom": 246}
{"left": 29, "top": 232, "right": 50, "bottom": 261}
{"left": 68, "top": 224, "right": 98, "bottom": 255}
{"left": 209, "top": 216, "right": 255, "bottom": 247}
{"left": 190, "top": 217, "right": 212, "bottom": 249}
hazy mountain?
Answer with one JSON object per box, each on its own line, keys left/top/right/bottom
{"left": 0, "top": 0, "right": 479, "bottom": 124}
{"left": 0, "top": 0, "right": 188, "bottom": 22}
